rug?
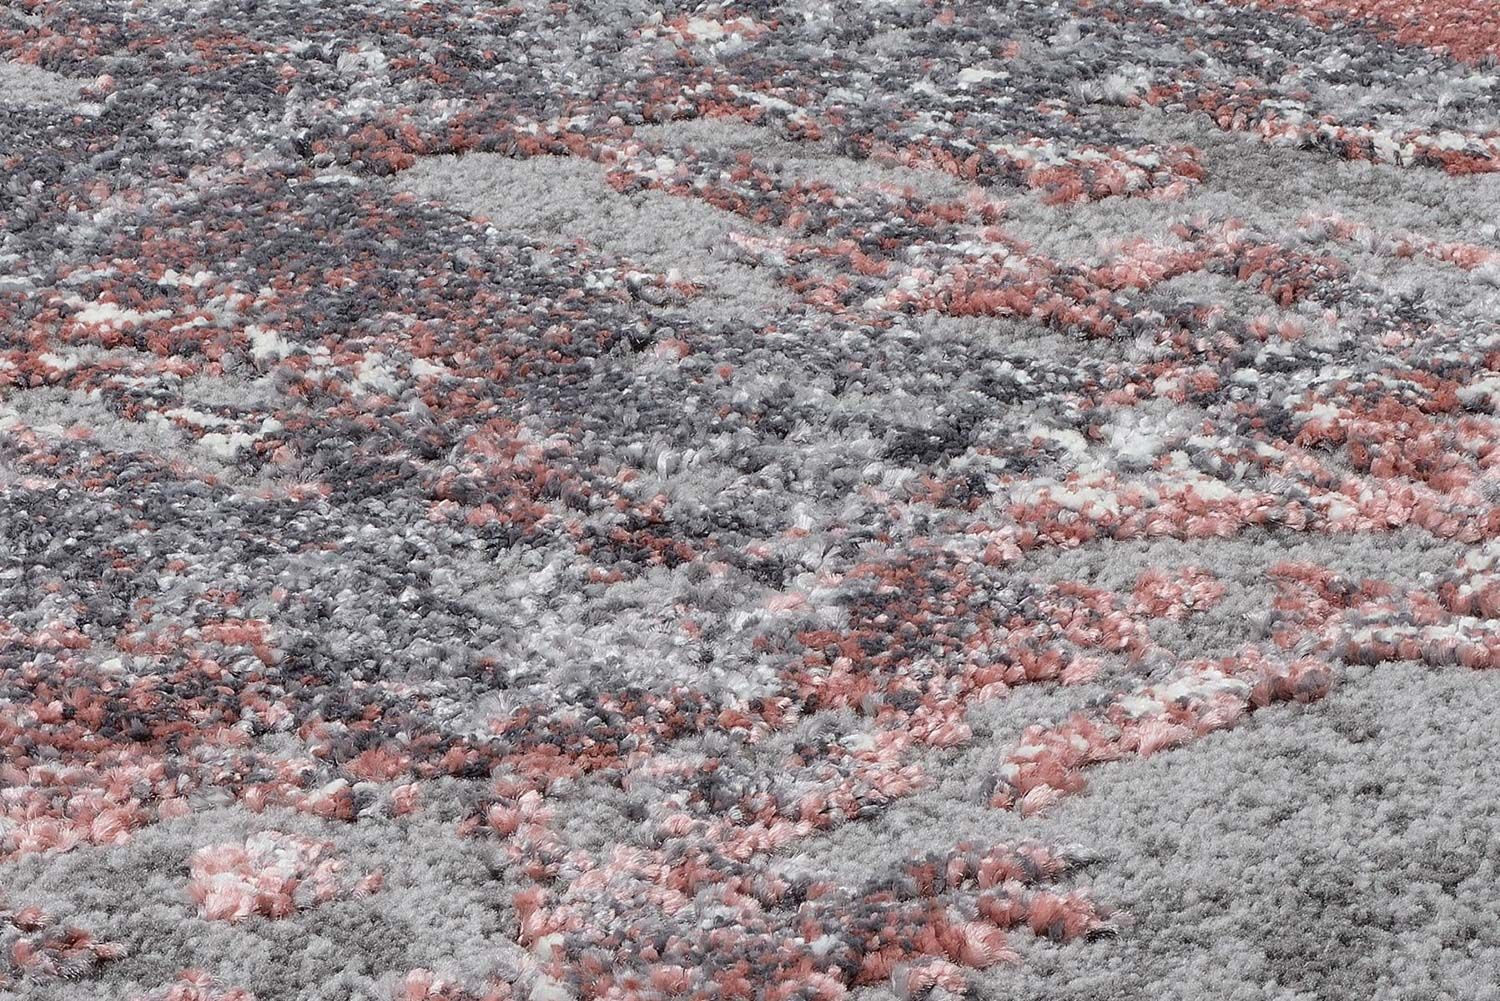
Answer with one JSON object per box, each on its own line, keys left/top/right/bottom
{"left": 3, "top": 1, "right": 1499, "bottom": 999}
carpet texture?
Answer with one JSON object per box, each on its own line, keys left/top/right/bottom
{"left": 3, "top": 1, "right": 1500, "bottom": 999}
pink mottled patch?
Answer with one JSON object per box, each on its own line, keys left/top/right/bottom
{"left": 132, "top": 970, "right": 257, "bottom": 1001}
{"left": 1132, "top": 566, "right": 1228, "bottom": 620}
{"left": 0, "top": 897, "right": 124, "bottom": 987}
{"left": 187, "top": 832, "right": 380, "bottom": 923}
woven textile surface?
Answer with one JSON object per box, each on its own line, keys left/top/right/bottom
{"left": 3, "top": 1, "right": 1500, "bottom": 999}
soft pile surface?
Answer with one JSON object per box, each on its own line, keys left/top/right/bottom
{"left": 3, "top": 1, "right": 1500, "bottom": 999}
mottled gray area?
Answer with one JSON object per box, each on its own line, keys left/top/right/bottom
{"left": 789, "top": 664, "right": 1500, "bottom": 1001}
{"left": 396, "top": 153, "right": 790, "bottom": 326}
{"left": 0, "top": 58, "right": 81, "bottom": 108}
{"left": 436, "top": 556, "right": 791, "bottom": 726}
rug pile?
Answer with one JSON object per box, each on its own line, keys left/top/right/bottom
{"left": 2, "top": 1, "right": 1499, "bottom": 999}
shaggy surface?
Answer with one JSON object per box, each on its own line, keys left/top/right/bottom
{"left": 3, "top": 2, "right": 1500, "bottom": 999}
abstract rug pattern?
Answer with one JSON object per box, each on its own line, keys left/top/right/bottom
{"left": 3, "top": 1, "right": 1500, "bottom": 998}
